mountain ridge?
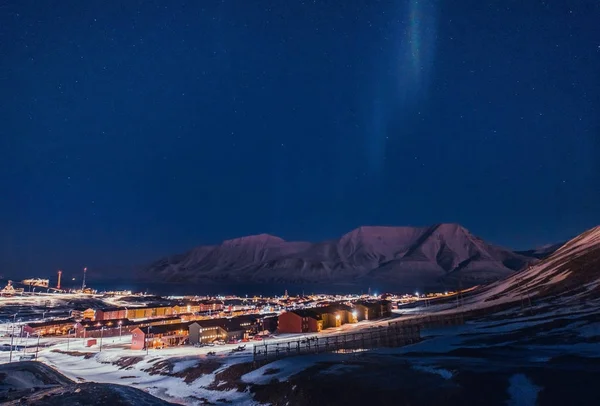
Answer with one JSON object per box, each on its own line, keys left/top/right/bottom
{"left": 140, "top": 223, "right": 538, "bottom": 289}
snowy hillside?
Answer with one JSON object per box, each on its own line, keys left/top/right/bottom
{"left": 463, "top": 225, "right": 600, "bottom": 307}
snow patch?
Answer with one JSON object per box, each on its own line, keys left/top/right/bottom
{"left": 412, "top": 365, "right": 453, "bottom": 379}
{"left": 171, "top": 359, "right": 199, "bottom": 374}
{"left": 507, "top": 374, "right": 542, "bottom": 406}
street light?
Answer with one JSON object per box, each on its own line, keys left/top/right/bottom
{"left": 99, "top": 327, "right": 105, "bottom": 352}
{"left": 24, "top": 332, "right": 30, "bottom": 354}
{"left": 35, "top": 332, "right": 41, "bottom": 359}
{"left": 118, "top": 321, "right": 123, "bottom": 340}
{"left": 146, "top": 326, "right": 152, "bottom": 355}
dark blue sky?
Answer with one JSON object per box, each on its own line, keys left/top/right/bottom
{"left": 1, "top": 0, "right": 598, "bottom": 278}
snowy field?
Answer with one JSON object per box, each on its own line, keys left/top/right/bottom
{"left": 1, "top": 293, "right": 598, "bottom": 405}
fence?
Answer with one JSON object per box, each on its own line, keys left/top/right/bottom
{"left": 253, "top": 324, "right": 421, "bottom": 364}
{"left": 388, "top": 312, "right": 465, "bottom": 329}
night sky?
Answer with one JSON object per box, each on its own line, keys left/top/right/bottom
{"left": 1, "top": 1, "right": 599, "bottom": 278}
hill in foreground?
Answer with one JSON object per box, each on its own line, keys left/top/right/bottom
{"left": 0, "top": 361, "right": 175, "bottom": 405}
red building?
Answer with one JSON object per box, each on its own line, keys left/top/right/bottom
{"left": 131, "top": 322, "right": 191, "bottom": 350}
{"left": 277, "top": 309, "right": 322, "bottom": 333}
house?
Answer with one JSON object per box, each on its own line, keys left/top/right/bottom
{"left": 126, "top": 305, "right": 174, "bottom": 320}
{"left": 78, "top": 316, "right": 183, "bottom": 338}
{"left": 354, "top": 300, "right": 392, "bottom": 320}
{"left": 312, "top": 304, "right": 356, "bottom": 329}
{"left": 82, "top": 305, "right": 174, "bottom": 321}
{"left": 172, "top": 300, "right": 225, "bottom": 315}
{"left": 188, "top": 322, "right": 227, "bottom": 345}
{"left": 187, "top": 317, "right": 250, "bottom": 345}
{"left": 131, "top": 322, "right": 191, "bottom": 350}
{"left": 277, "top": 309, "right": 322, "bottom": 333}
{"left": 23, "top": 318, "right": 78, "bottom": 336}
{"left": 94, "top": 307, "right": 128, "bottom": 321}
{"left": 260, "top": 315, "right": 279, "bottom": 333}
{"left": 277, "top": 304, "right": 357, "bottom": 334}
{"left": 82, "top": 308, "right": 96, "bottom": 320}
{"left": 77, "top": 318, "right": 131, "bottom": 338}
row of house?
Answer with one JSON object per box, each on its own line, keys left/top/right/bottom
{"left": 277, "top": 301, "right": 391, "bottom": 333}
{"left": 130, "top": 314, "right": 278, "bottom": 350}
{"left": 82, "top": 301, "right": 225, "bottom": 322}
{"left": 22, "top": 315, "right": 184, "bottom": 337}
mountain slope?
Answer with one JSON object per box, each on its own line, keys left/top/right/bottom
{"left": 515, "top": 242, "right": 564, "bottom": 260}
{"left": 464, "top": 225, "right": 600, "bottom": 306}
{"left": 140, "top": 223, "right": 535, "bottom": 289}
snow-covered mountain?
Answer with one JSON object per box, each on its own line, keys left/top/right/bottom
{"left": 465, "top": 225, "right": 600, "bottom": 306}
{"left": 515, "top": 242, "right": 564, "bottom": 260}
{"left": 140, "top": 223, "right": 535, "bottom": 288}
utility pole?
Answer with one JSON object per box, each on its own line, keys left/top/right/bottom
{"left": 9, "top": 323, "right": 15, "bottom": 362}
{"left": 24, "top": 332, "right": 30, "bottom": 354}
{"left": 146, "top": 326, "right": 151, "bottom": 355}
{"left": 35, "top": 333, "right": 41, "bottom": 359}
{"left": 99, "top": 327, "right": 105, "bottom": 352}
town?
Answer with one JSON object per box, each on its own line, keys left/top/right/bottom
{"left": 0, "top": 278, "right": 463, "bottom": 357}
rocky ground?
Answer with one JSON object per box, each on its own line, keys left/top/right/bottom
{"left": 0, "top": 361, "right": 176, "bottom": 405}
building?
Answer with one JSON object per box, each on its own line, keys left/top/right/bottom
{"left": 126, "top": 305, "right": 173, "bottom": 320}
{"left": 83, "top": 305, "right": 174, "bottom": 321}
{"left": 131, "top": 322, "right": 191, "bottom": 350}
{"left": 188, "top": 322, "right": 227, "bottom": 345}
{"left": 277, "top": 304, "right": 357, "bottom": 334}
{"left": 277, "top": 309, "right": 322, "bottom": 333}
{"left": 261, "top": 315, "right": 279, "bottom": 333}
{"left": 78, "top": 316, "right": 183, "bottom": 338}
{"left": 354, "top": 300, "right": 392, "bottom": 321}
{"left": 188, "top": 316, "right": 252, "bottom": 345}
{"left": 312, "top": 304, "right": 356, "bottom": 329}
{"left": 21, "top": 278, "right": 49, "bottom": 288}
{"left": 23, "top": 319, "right": 78, "bottom": 336}
{"left": 94, "top": 307, "right": 128, "bottom": 321}
{"left": 172, "top": 300, "right": 224, "bottom": 315}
